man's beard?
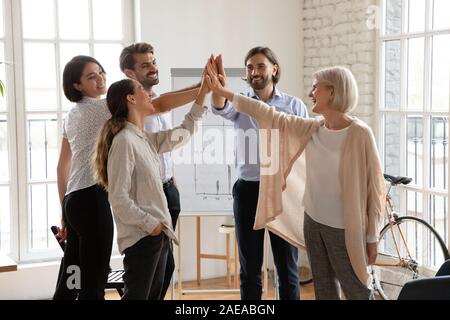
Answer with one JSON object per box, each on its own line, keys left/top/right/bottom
{"left": 137, "top": 71, "right": 159, "bottom": 89}
{"left": 247, "top": 74, "right": 271, "bottom": 90}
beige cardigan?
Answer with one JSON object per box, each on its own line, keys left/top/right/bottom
{"left": 232, "top": 94, "right": 385, "bottom": 287}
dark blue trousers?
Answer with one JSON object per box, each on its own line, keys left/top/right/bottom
{"left": 233, "top": 179, "right": 300, "bottom": 300}
{"left": 122, "top": 233, "right": 169, "bottom": 300}
{"left": 148, "top": 180, "right": 180, "bottom": 300}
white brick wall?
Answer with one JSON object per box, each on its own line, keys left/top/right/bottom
{"left": 303, "top": 0, "right": 377, "bottom": 128}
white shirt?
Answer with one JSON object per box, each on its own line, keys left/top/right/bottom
{"left": 107, "top": 104, "right": 207, "bottom": 253}
{"left": 303, "top": 123, "right": 350, "bottom": 229}
{"left": 144, "top": 92, "right": 173, "bottom": 182}
{"left": 63, "top": 97, "right": 110, "bottom": 195}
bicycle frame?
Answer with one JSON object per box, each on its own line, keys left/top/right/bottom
{"left": 373, "top": 184, "right": 418, "bottom": 275}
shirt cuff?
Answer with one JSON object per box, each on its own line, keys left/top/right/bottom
{"left": 211, "top": 99, "right": 233, "bottom": 115}
{"left": 190, "top": 103, "right": 208, "bottom": 117}
{"left": 366, "top": 235, "right": 378, "bottom": 243}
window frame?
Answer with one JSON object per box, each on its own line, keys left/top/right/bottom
{"left": 0, "top": 0, "right": 20, "bottom": 260}
{"left": 377, "top": 0, "right": 450, "bottom": 251}
{"left": 4, "top": 0, "right": 135, "bottom": 262}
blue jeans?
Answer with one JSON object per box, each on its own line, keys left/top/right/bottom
{"left": 233, "top": 179, "right": 300, "bottom": 300}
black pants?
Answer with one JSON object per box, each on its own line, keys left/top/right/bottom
{"left": 122, "top": 233, "right": 170, "bottom": 300}
{"left": 53, "top": 185, "right": 113, "bottom": 300}
{"left": 148, "top": 179, "right": 180, "bottom": 300}
{"left": 233, "top": 179, "right": 300, "bottom": 300}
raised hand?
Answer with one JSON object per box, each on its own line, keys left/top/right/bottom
{"left": 200, "top": 55, "right": 214, "bottom": 95}
{"left": 214, "top": 54, "right": 227, "bottom": 87}
{"left": 194, "top": 55, "right": 214, "bottom": 107}
{"left": 205, "top": 59, "right": 234, "bottom": 102}
{"left": 205, "top": 59, "right": 223, "bottom": 92}
{"left": 210, "top": 54, "right": 227, "bottom": 109}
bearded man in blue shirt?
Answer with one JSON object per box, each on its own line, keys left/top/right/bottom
{"left": 211, "top": 47, "right": 308, "bottom": 300}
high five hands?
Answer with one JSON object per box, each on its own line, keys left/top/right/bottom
{"left": 205, "top": 54, "right": 234, "bottom": 102}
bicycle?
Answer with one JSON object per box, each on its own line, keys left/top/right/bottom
{"left": 371, "top": 174, "right": 450, "bottom": 300}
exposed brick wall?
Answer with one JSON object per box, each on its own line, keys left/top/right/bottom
{"left": 303, "top": 0, "right": 377, "bottom": 129}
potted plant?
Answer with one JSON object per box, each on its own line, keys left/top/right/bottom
{"left": 0, "top": 61, "right": 4, "bottom": 97}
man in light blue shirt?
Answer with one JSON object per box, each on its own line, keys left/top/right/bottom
{"left": 211, "top": 47, "right": 308, "bottom": 300}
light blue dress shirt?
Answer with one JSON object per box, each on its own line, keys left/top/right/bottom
{"left": 211, "top": 87, "right": 309, "bottom": 181}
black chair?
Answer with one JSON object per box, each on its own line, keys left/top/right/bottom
{"left": 398, "top": 259, "right": 450, "bottom": 300}
{"left": 51, "top": 226, "right": 125, "bottom": 297}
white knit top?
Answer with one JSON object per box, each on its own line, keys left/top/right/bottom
{"left": 303, "top": 124, "right": 350, "bottom": 229}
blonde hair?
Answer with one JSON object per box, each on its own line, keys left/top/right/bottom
{"left": 313, "top": 66, "right": 359, "bottom": 113}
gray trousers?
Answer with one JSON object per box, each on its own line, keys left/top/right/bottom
{"left": 303, "top": 212, "right": 372, "bottom": 300}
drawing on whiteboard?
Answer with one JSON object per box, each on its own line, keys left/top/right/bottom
{"left": 171, "top": 68, "right": 247, "bottom": 213}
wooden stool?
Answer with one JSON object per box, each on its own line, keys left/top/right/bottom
{"left": 196, "top": 217, "right": 239, "bottom": 288}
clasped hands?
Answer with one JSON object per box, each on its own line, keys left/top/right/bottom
{"left": 199, "top": 54, "right": 229, "bottom": 98}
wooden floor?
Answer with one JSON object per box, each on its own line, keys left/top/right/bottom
{"left": 106, "top": 276, "right": 315, "bottom": 300}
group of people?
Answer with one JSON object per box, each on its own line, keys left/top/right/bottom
{"left": 53, "top": 43, "right": 385, "bottom": 301}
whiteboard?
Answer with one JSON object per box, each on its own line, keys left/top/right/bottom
{"left": 171, "top": 68, "right": 248, "bottom": 214}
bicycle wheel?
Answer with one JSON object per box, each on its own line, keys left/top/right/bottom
{"left": 372, "top": 216, "right": 450, "bottom": 300}
{"left": 299, "top": 265, "right": 313, "bottom": 285}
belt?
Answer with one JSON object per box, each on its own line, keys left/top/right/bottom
{"left": 162, "top": 177, "right": 174, "bottom": 189}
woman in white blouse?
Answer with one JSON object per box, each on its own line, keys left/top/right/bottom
{"left": 54, "top": 55, "right": 113, "bottom": 300}
{"left": 92, "top": 58, "right": 211, "bottom": 300}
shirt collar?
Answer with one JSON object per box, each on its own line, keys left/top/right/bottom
{"left": 150, "top": 90, "right": 159, "bottom": 98}
{"left": 248, "top": 86, "right": 282, "bottom": 101}
{"left": 125, "top": 121, "right": 146, "bottom": 139}
{"left": 79, "top": 96, "right": 106, "bottom": 107}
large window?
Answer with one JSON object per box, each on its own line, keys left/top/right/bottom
{"left": 1, "top": 0, "right": 134, "bottom": 261}
{"left": 0, "top": 0, "right": 13, "bottom": 255}
{"left": 378, "top": 0, "right": 450, "bottom": 261}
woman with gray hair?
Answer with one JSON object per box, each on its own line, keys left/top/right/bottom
{"left": 206, "top": 62, "right": 385, "bottom": 300}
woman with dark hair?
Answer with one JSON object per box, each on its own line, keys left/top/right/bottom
{"left": 92, "top": 58, "right": 210, "bottom": 299}
{"left": 54, "top": 55, "right": 113, "bottom": 300}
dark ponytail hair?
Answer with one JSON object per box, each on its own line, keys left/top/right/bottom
{"left": 93, "top": 79, "right": 135, "bottom": 189}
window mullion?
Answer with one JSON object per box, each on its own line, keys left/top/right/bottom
{"left": 400, "top": 40, "right": 407, "bottom": 111}
{"left": 380, "top": 28, "right": 450, "bottom": 42}
{"left": 448, "top": 38, "right": 450, "bottom": 250}
{"left": 88, "top": 0, "right": 94, "bottom": 55}
{"left": 423, "top": 114, "right": 430, "bottom": 219}
{"left": 425, "top": 0, "right": 431, "bottom": 32}
{"left": 400, "top": 0, "right": 407, "bottom": 214}
{"left": 10, "top": 0, "right": 29, "bottom": 262}
{"left": 405, "top": 0, "right": 410, "bottom": 33}
{"left": 423, "top": 25, "right": 432, "bottom": 197}
{"left": 53, "top": 0, "right": 63, "bottom": 152}
{"left": 399, "top": 110, "right": 407, "bottom": 217}
{"left": 375, "top": 0, "right": 383, "bottom": 146}
{"left": 2, "top": 0, "right": 18, "bottom": 258}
